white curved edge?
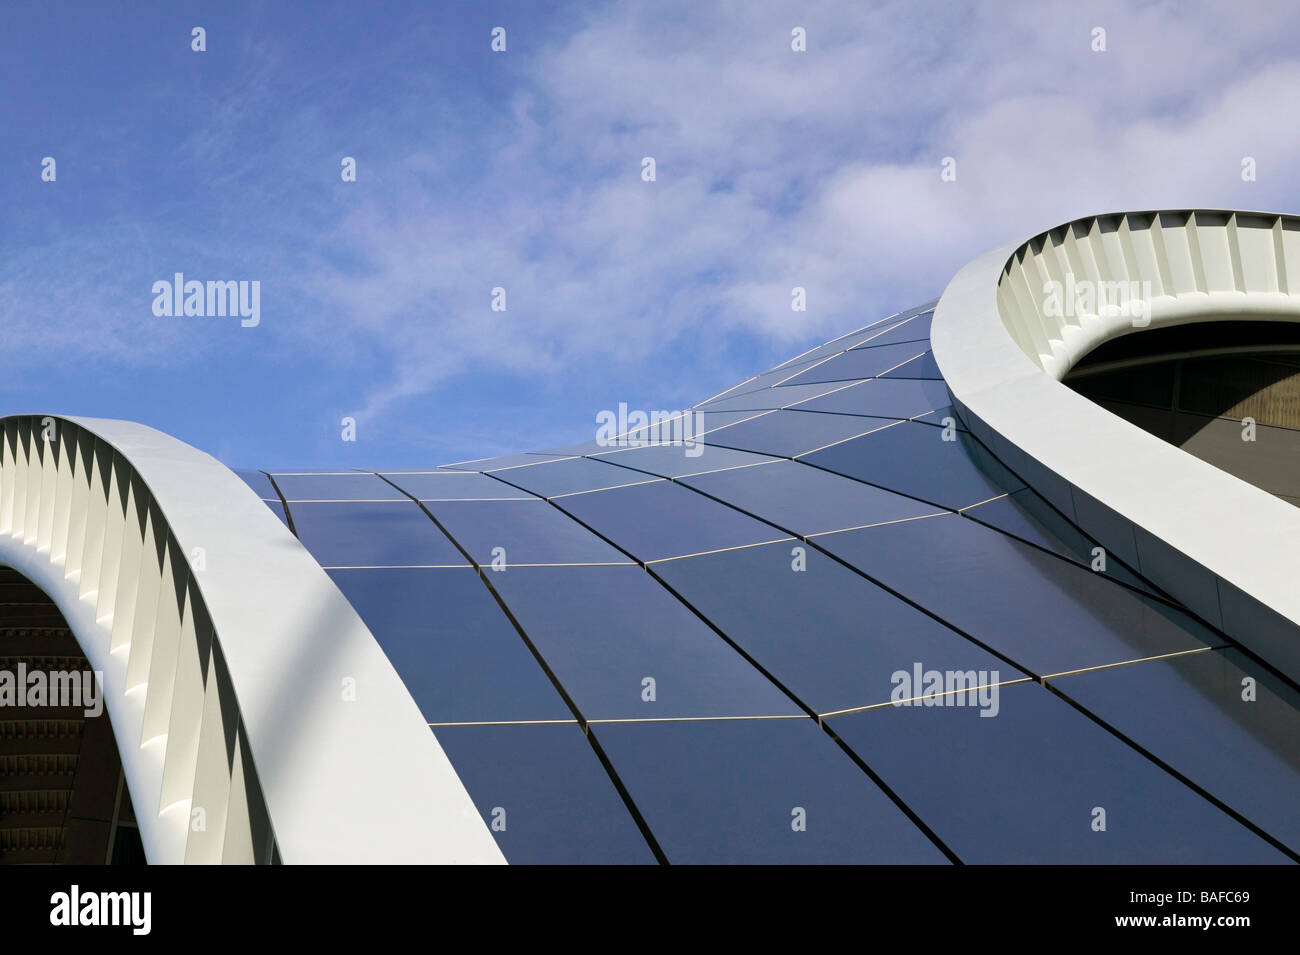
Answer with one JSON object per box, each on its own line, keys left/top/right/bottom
{"left": 932, "top": 215, "right": 1300, "bottom": 682}
{"left": 3, "top": 415, "right": 505, "bottom": 864}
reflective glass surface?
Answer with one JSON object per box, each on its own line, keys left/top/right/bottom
{"left": 443, "top": 452, "right": 571, "bottom": 472}
{"left": 700, "top": 380, "right": 863, "bottom": 413}
{"left": 491, "top": 565, "right": 800, "bottom": 719}
{"left": 421, "top": 499, "right": 631, "bottom": 565}
{"left": 702, "top": 409, "right": 898, "bottom": 458}
{"left": 432, "top": 723, "right": 656, "bottom": 864}
{"left": 272, "top": 472, "right": 406, "bottom": 501}
{"left": 554, "top": 480, "right": 790, "bottom": 562}
{"left": 791, "top": 378, "right": 952, "bottom": 420}
{"left": 781, "top": 342, "right": 933, "bottom": 385}
{"left": 681, "top": 459, "right": 942, "bottom": 536}
{"left": 328, "top": 567, "right": 570, "bottom": 723}
{"left": 383, "top": 471, "right": 536, "bottom": 501}
{"left": 652, "top": 540, "right": 1023, "bottom": 714}
{"left": 288, "top": 501, "right": 468, "bottom": 567}
{"left": 591, "top": 717, "right": 949, "bottom": 864}
{"left": 850, "top": 311, "right": 934, "bottom": 348}
{"left": 1051, "top": 647, "right": 1300, "bottom": 853}
{"left": 703, "top": 361, "right": 840, "bottom": 402}
{"left": 643, "top": 409, "right": 773, "bottom": 437}
{"left": 963, "top": 488, "right": 1154, "bottom": 593}
{"left": 234, "top": 468, "right": 277, "bottom": 500}
{"left": 493, "top": 456, "right": 660, "bottom": 499}
{"left": 591, "top": 442, "right": 779, "bottom": 478}
{"left": 801, "top": 422, "right": 1021, "bottom": 509}
{"left": 879, "top": 351, "right": 942, "bottom": 379}
{"left": 830, "top": 681, "right": 1287, "bottom": 863}
{"left": 816, "top": 513, "right": 1218, "bottom": 676}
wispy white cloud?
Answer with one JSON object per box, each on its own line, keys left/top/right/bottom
{"left": 288, "top": 0, "right": 1300, "bottom": 424}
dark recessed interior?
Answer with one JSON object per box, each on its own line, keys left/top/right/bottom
{"left": 0, "top": 566, "right": 144, "bottom": 864}
{"left": 1065, "top": 321, "right": 1300, "bottom": 506}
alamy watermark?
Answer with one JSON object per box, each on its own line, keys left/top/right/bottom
{"left": 890, "top": 663, "right": 1000, "bottom": 717}
{"left": 50, "top": 885, "right": 150, "bottom": 935}
{"left": 0, "top": 664, "right": 103, "bottom": 717}
{"left": 1042, "top": 274, "right": 1152, "bottom": 327}
{"left": 151, "top": 273, "right": 260, "bottom": 327}
{"left": 596, "top": 403, "right": 706, "bottom": 457}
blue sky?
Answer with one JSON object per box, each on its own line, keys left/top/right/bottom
{"left": 3, "top": 0, "right": 1300, "bottom": 469}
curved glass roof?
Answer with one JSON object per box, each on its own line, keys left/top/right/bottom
{"left": 238, "top": 302, "right": 1300, "bottom": 864}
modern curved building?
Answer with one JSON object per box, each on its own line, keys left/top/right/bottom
{"left": 3, "top": 209, "right": 1299, "bottom": 864}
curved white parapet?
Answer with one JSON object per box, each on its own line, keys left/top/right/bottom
{"left": 932, "top": 210, "right": 1300, "bottom": 682}
{"left": 0, "top": 415, "right": 504, "bottom": 864}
